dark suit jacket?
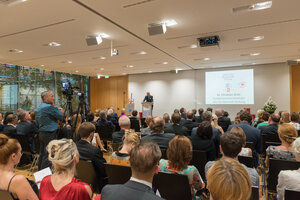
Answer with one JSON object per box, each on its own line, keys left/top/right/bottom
{"left": 164, "top": 124, "right": 188, "bottom": 136}
{"left": 16, "top": 121, "right": 39, "bottom": 150}
{"left": 97, "top": 119, "right": 115, "bottom": 140}
{"left": 112, "top": 129, "right": 126, "bottom": 144}
{"left": 101, "top": 180, "right": 163, "bottom": 200}
{"left": 189, "top": 135, "right": 217, "bottom": 161}
{"left": 3, "top": 124, "right": 17, "bottom": 137}
{"left": 164, "top": 122, "right": 172, "bottom": 129}
{"left": 141, "top": 132, "right": 175, "bottom": 149}
{"left": 259, "top": 124, "right": 278, "bottom": 136}
{"left": 76, "top": 140, "right": 107, "bottom": 189}
{"left": 194, "top": 116, "right": 202, "bottom": 123}
{"left": 130, "top": 116, "right": 140, "bottom": 132}
{"left": 143, "top": 95, "right": 153, "bottom": 102}
{"left": 217, "top": 116, "right": 231, "bottom": 132}
{"left": 181, "top": 120, "right": 199, "bottom": 136}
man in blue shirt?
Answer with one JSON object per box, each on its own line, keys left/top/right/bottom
{"left": 35, "top": 90, "right": 63, "bottom": 170}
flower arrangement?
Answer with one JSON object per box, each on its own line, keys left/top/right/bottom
{"left": 263, "top": 96, "right": 277, "bottom": 112}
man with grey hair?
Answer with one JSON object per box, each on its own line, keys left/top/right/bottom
{"left": 107, "top": 108, "right": 120, "bottom": 131}
{"left": 35, "top": 90, "right": 63, "bottom": 169}
{"left": 215, "top": 108, "right": 231, "bottom": 132}
{"left": 112, "top": 116, "right": 131, "bottom": 144}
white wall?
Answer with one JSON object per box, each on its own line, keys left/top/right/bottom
{"left": 128, "top": 63, "right": 290, "bottom": 118}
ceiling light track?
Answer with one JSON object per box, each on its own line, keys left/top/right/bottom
{"left": 72, "top": 0, "right": 194, "bottom": 70}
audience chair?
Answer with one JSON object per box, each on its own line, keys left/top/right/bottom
{"left": 262, "top": 134, "right": 280, "bottom": 156}
{"left": 160, "top": 149, "right": 167, "bottom": 159}
{"left": 267, "top": 158, "right": 300, "bottom": 192}
{"left": 238, "top": 155, "right": 254, "bottom": 168}
{"left": 104, "top": 163, "right": 131, "bottom": 184}
{"left": 190, "top": 150, "right": 207, "bottom": 181}
{"left": 245, "top": 142, "right": 254, "bottom": 150}
{"left": 285, "top": 189, "right": 300, "bottom": 200}
{"left": 130, "top": 118, "right": 140, "bottom": 132}
{"left": 140, "top": 118, "right": 146, "bottom": 128}
{"left": 76, "top": 160, "right": 100, "bottom": 193}
{"left": 0, "top": 189, "right": 14, "bottom": 200}
{"left": 153, "top": 172, "right": 192, "bottom": 200}
{"left": 249, "top": 186, "right": 259, "bottom": 200}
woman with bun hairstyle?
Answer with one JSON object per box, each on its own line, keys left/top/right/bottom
{"left": 0, "top": 134, "right": 38, "bottom": 200}
{"left": 39, "top": 139, "right": 92, "bottom": 200}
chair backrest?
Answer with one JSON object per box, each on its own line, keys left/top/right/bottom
{"left": 13, "top": 134, "right": 33, "bottom": 154}
{"left": 245, "top": 142, "right": 254, "bottom": 150}
{"left": 267, "top": 158, "right": 300, "bottom": 192}
{"left": 153, "top": 172, "right": 192, "bottom": 200}
{"left": 140, "top": 118, "right": 146, "bottom": 128}
{"left": 0, "top": 189, "right": 13, "bottom": 200}
{"left": 96, "top": 124, "right": 114, "bottom": 140}
{"left": 190, "top": 150, "right": 207, "bottom": 181}
{"left": 285, "top": 189, "right": 300, "bottom": 200}
{"left": 238, "top": 155, "right": 254, "bottom": 168}
{"left": 249, "top": 186, "right": 259, "bottom": 200}
{"left": 262, "top": 134, "right": 280, "bottom": 155}
{"left": 130, "top": 118, "right": 140, "bottom": 132}
{"left": 76, "top": 160, "right": 98, "bottom": 191}
{"left": 160, "top": 149, "right": 167, "bottom": 159}
{"left": 105, "top": 163, "right": 131, "bottom": 184}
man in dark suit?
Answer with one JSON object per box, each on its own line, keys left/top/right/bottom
{"left": 215, "top": 109, "right": 231, "bottom": 132}
{"left": 3, "top": 114, "right": 18, "bottom": 137}
{"left": 228, "top": 111, "right": 262, "bottom": 166}
{"left": 16, "top": 109, "right": 39, "bottom": 151}
{"left": 142, "top": 117, "right": 175, "bottom": 149}
{"left": 259, "top": 113, "right": 280, "bottom": 138}
{"left": 129, "top": 110, "right": 140, "bottom": 132}
{"left": 163, "top": 113, "right": 172, "bottom": 129}
{"left": 181, "top": 110, "right": 199, "bottom": 136}
{"left": 112, "top": 116, "right": 131, "bottom": 144}
{"left": 101, "top": 141, "right": 163, "bottom": 200}
{"left": 180, "top": 107, "right": 187, "bottom": 119}
{"left": 143, "top": 92, "right": 153, "bottom": 103}
{"left": 194, "top": 108, "right": 204, "bottom": 123}
{"left": 107, "top": 108, "right": 120, "bottom": 131}
{"left": 76, "top": 122, "right": 107, "bottom": 191}
{"left": 164, "top": 113, "right": 189, "bottom": 136}
{"left": 97, "top": 110, "right": 115, "bottom": 147}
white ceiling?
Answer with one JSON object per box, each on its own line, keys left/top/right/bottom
{"left": 1, "top": 0, "right": 300, "bottom": 76}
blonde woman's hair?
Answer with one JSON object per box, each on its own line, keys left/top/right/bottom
{"left": 211, "top": 114, "right": 221, "bottom": 129}
{"left": 278, "top": 123, "right": 298, "bottom": 145}
{"left": 292, "top": 137, "right": 300, "bottom": 158}
{"left": 207, "top": 158, "right": 251, "bottom": 200}
{"left": 47, "top": 139, "right": 78, "bottom": 173}
{"left": 122, "top": 129, "right": 140, "bottom": 146}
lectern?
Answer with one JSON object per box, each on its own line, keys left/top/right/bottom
{"left": 142, "top": 102, "right": 153, "bottom": 117}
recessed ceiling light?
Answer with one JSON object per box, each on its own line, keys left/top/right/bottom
{"left": 46, "top": 42, "right": 61, "bottom": 47}
{"left": 122, "top": 73, "right": 127, "bottom": 75}
{"left": 75, "top": 70, "right": 79, "bottom": 73}
{"left": 148, "top": 71, "right": 152, "bottom": 73}
{"left": 203, "top": 58, "right": 210, "bottom": 61}
{"left": 194, "top": 57, "right": 210, "bottom": 61}
{"left": 93, "top": 56, "right": 106, "bottom": 60}
{"left": 8, "top": 49, "right": 23, "bottom": 53}
{"left": 178, "top": 44, "right": 198, "bottom": 49}
{"left": 98, "top": 33, "right": 110, "bottom": 38}
{"left": 233, "top": 1, "right": 272, "bottom": 13}
{"left": 238, "top": 36, "right": 264, "bottom": 42}
{"left": 61, "top": 60, "right": 72, "bottom": 64}
{"left": 127, "top": 65, "right": 134, "bottom": 68}
{"left": 250, "top": 53, "right": 260, "bottom": 56}
{"left": 162, "top": 62, "right": 168, "bottom": 65}
{"left": 41, "top": 64, "right": 45, "bottom": 67}
{"left": 162, "top": 19, "right": 178, "bottom": 26}
{"left": 131, "top": 51, "right": 147, "bottom": 55}
{"left": 100, "top": 68, "right": 104, "bottom": 70}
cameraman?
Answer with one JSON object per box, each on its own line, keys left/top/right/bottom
{"left": 35, "top": 90, "right": 63, "bottom": 170}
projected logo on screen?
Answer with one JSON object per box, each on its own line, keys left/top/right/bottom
{"left": 205, "top": 69, "right": 254, "bottom": 104}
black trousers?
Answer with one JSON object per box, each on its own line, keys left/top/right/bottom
{"left": 38, "top": 130, "right": 57, "bottom": 170}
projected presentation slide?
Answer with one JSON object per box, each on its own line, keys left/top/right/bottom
{"left": 206, "top": 69, "right": 254, "bottom": 104}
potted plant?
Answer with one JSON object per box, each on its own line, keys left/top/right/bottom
{"left": 263, "top": 96, "right": 277, "bottom": 114}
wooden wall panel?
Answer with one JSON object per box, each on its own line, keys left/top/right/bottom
{"left": 90, "top": 76, "right": 128, "bottom": 115}
{"left": 290, "top": 65, "right": 300, "bottom": 112}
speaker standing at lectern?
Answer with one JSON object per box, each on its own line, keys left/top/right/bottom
{"left": 143, "top": 92, "right": 154, "bottom": 111}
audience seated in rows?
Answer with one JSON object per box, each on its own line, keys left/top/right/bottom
{"left": 164, "top": 113, "right": 188, "bottom": 136}
{"left": 3, "top": 114, "right": 18, "bottom": 136}
{"left": 256, "top": 111, "right": 270, "bottom": 129}
{"left": 215, "top": 108, "right": 231, "bottom": 132}
{"left": 259, "top": 113, "right": 280, "bottom": 137}
{"left": 207, "top": 157, "right": 251, "bottom": 200}
{"left": 0, "top": 134, "right": 38, "bottom": 200}
{"left": 97, "top": 110, "right": 115, "bottom": 132}
{"left": 76, "top": 122, "right": 107, "bottom": 191}
{"left": 211, "top": 114, "right": 224, "bottom": 135}
{"left": 228, "top": 111, "right": 262, "bottom": 166}
{"left": 112, "top": 116, "right": 131, "bottom": 144}
{"left": 277, "top": 137, "right": 300, "bottom": 200}
{"left": 190, "top": 121, "right": 217, "bottom": 161}
{"left": 39, "top": 139, "right": 92, "bottom": 200}
{"left": 101, "top": 141, "right": 163, "bottom": 200}
{"left": 159, "top": 135, "right": 204, "bottom": 198}
{"left": 181, "top": 110, "right": 199, "bottom": 136}
{"left": 265, "top": 123, "right": 298, "bottom": 167}
{"left": 140, "top": 116, "right": 153, "bottom": 136}
{"left": 205, "top": 130, "right": 259, "bottom": 186}
{"left": 289, "top": 112, "right": 300, "bottom": 131}
{"left": 141, "top": 117, "right": 175, "bottom": 149}
{"left": 110, "top": 130, "right": 140, "bottom": 166}
{"left": 231, "top": 127, "right": 252, "bottom": 157}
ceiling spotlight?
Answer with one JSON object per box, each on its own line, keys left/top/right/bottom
{"left": 61, "top": 60, "right": 72, "bottom": 64}
{"left": 238, "top": 36, "right": 264, "bottom": 42}
{"left": 148, "top": 23, "right": 167, "bottom": 36}
{"left": 162, "top": 62, "right": 168, "bottom": 65}
{"left": 194, "top": 58, "right": 210, "bottom": 61}
{"left": 86, "top": 35, "right": 102, "bottom": 46}
{"left": 162, "top": 19, "right": 178, "bottom": 27}
{"left": 127, "top": 65, "right": 134, "bottom": 68}
{"left": 131, "top": 51, "right": 147, "bottom": 55}
{"left": 233, "top": 1, "right": 272, "bottom": 13}
{"left": 8, "top": 49, "right": 23, "bottom": 53}
{"left": 46, "top": 42, "right": 61, "bottom": 47}
{"left": 178, "top": 44, "right": 198, "bottom": 49}
{"left": 75, "top": 70, "right": 79, "bottom": 73}
{"left": 250, "top": 53, "right": 261, "bottom": 56}
{"left": 41, "top": 64, "right": 45, "bottom": 67}
{"left": 93, "top": 56, "right": 106, "bottom": 60}
{"left": 100, "top": 68, "right": 104, "bottom": 70}
{"left": 97, "top": 74, "right": 101, "bottom": 79}
{"left": 203, "top": 57, "right": 210, "bottom": 61}
{"left": 148, "top": 71, "right": 152, "bottom": 73}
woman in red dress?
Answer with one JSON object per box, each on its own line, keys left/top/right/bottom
{"left": 39, "top": 139, "right": 92, "bottom": 200}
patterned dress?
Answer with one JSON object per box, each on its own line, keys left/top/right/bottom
{"left": 110, "top": 152, "right": 130, "bottom": 166}
{"left": 159, "top": 159, "right": 204, "bottom": 200}
{"left": 266, "top": 146, "right": 295, "bottom": 161}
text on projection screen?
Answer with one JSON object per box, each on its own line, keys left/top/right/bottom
{"left": 205, "top": 69, "right": 254, "bottom": 104}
